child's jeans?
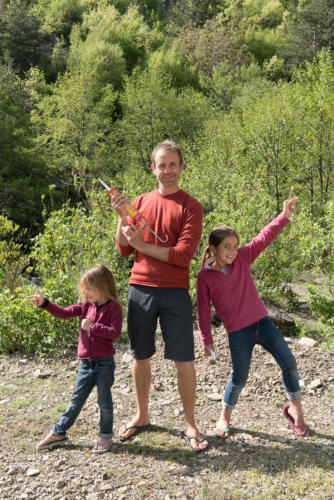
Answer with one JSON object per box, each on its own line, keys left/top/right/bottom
{"left": 52, "top": 357, "right": 115, "bottom": 439}
{"left": 222, "top": 317, "right": 301, "bottom": 411}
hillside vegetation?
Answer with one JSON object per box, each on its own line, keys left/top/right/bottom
{"left": 0, "top": 0, "right": 333, "bottom": 353}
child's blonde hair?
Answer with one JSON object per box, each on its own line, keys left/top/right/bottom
{"left": 79, "top": 265, "right": 120, "bottom": 306}
{"left": 201, "top": 226, "right": 239, "bottom": 268}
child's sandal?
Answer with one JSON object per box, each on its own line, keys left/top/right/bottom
{"left": 215, "top": 422, "right": 230, "bottom": 438}
{"left": 37, "top": 433, "right": 68, "bottom": 450}
{"left": 92, "top": 438, "right": 113, "bottom": 454}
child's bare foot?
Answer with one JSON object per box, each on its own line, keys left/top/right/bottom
{"left": 283, "top": 405, "right": 310, "bottom": 437}
{"left": 215, "top": 408, "right": 231, "bottom": 438}
{"left": 215, "top": 420, "right": 230, "bottom": 438}
{"left": 37, "top": 433, "right": 68, "bottom": 450}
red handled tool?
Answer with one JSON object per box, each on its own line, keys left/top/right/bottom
{"left": 99, "top": 179, "right": 168, "bottom": 243}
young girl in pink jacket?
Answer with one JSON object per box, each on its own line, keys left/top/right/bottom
{"left": 196, "top": 198, "right": 309, "bottom": 438}
{"left": 27, "top": 264, "right": 122, "bottom": 454}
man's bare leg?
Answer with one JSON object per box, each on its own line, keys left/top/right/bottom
{"left": 119, "top": 358, "right": 151, "bottom": 440}
{"left": 175, "top": 361, "right": 208, "bottom": 451}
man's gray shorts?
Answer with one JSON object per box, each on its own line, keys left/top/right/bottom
{"left": 127, "top": 285, "right": 194, "bottom": 362}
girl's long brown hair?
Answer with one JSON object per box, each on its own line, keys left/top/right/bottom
{"left": 79, "top": 265, "right": 121, "bottom": 307}
{"left": 201, "top": 226, "right": 239, "bottom": 268}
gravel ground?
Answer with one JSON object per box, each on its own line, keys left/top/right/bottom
{"left": 0, "top": 327, "right": 333, "bottom": 499}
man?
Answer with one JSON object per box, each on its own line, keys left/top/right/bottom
{"left": 111, "top": 140, "right": 208, "bottom": 452}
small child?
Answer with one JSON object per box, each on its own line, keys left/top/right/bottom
{"left": 27, "top": 264, "right": 122, "bottom": 454}
{"left": 196, "top": 198, "right": 310, "bottom": 438}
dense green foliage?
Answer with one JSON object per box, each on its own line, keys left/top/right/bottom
{"left": 0, "top": 0, "right": 333, "bottom": 353}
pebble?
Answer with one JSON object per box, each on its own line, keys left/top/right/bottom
{"left": 122, "top": 352, "right": 133, "bottom": 363}
{"left": 55, "top": 480, "right": 66, "bottom": 489}
{"left": 118, "top": 486, "right": 128, "bottom": 493}
{"left": 309, "top": 378, "right": 322, "bottom": 389}
{"left": 298, "top": 337, "right": 318, "bottom": 347}
{"left": 26, "top": 468, "right": 40, "bottom": 477}
{"left": 207, "top": 392, "right": 222, "bottom": 401}
{"left": 33, "top": 369, "right": 53, "bottom": 379}
{"left": 87, "top": 494, "right": 103, "bottom": 500}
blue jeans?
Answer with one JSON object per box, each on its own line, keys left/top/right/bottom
{"left": 223, "top": 317, "right": 301, "bottom": 411}
{"left": 52, "top": 357, "right": 115, "bottom": 438}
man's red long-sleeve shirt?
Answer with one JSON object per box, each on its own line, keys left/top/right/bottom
{"left": 117, "top": 189, "right": 203, "bottom": 289}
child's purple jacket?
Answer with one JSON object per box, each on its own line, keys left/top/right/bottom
{"left": 44, "top": 300, "right": 122, "bottom": 358}
{"left": 196, "top": 213, "right": 289, "bottom": 346}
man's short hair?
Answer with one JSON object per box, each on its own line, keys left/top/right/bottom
{"left": 151, "top": 140, "right": 183, "bottom": 166}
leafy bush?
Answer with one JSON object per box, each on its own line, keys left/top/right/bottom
{"left": 0, "top": 278, "right": 77, "bottom": 355}
{"left": 0, "top": 189, "right": 130, "bottom": 354}
{"left": 31, "top": 189, "right": 131, "bottom": 303}
{"left": 0, "top": 216, "right": 29, "bottom": 292}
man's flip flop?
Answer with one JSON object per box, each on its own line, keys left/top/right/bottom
{"left": 37, "top": 434, "right": 68, "bottom": 450}
{"left": 119, "top": 423, "right": 151, "bottom": 442}
{"left": 283, "top": 405, "right": 310, "bottom": 437}
{"left": 181, "top": 431, "right": 209, "bottom": 452}
{"left": 215, "top": 422, "right": 230, "bottom": 438}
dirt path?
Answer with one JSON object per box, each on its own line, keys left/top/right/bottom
{"left": 0, "top": 328, "right": 333, "bottom": 499}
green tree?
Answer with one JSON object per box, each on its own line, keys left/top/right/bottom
{"left": 75, "top": 4, "right": 163, "bottom": 74}
{"left": 281, "top": 0, "right": 334, "bottom": 70}
{"left": 289, "top": 49, "right": 334, "bottom": 214}
{"left": 0, "top": 0, "right": 45, "bottom": 74}
{"left": 147, "top": 40, "right": 200, "bottom": 89}
{"left": 177, "top": 19, "right": 249, "bottom": 77}
{"left": 117, "top": 69, "right": 212, "bottom": 182}
{"left": 41, "top": 0, "right": 86, "bottom": 42}
{"left": 222, "top": 0, "right": 287, "bottom": 64}
{"left": 0, "top": 86, "right": 48, "bottom": 231}
{"left": 166, "top": 0, "right": 225, "bottom": 27}
{"left": 31, "top": 69, "right": 118, "bottom": 198}
{"left": 0, "top": 215, "right": 29, "bottom": 292}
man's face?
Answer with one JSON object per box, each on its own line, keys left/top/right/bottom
{"left": 151, "top": 148, "right": 184, "bottom": 191}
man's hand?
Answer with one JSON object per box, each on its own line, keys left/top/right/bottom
{"left": 81, "top": 318, "right": 92, "bottom": 331}
{"left": 121, "top": 224, "right": 170, "bottom": 262}
{"left": 26, "top": 290, "right": 44, "bottom": 307}
{"left": 283, "top": 197, "right": 299, "bottom": 219}
{"left": 111, "top": 191, "right": 130, "bottom": 219}
{"left": 121, "top": 224, "right": 145, "bottom": 251}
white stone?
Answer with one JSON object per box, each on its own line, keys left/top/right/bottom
{"left": 26, "top": 468, "right": 40, "bottom": 477}
{"left": 309, "top": 379, "right": 322, "bottom": 389}
{"left": 207, "top": 392, "right": 222, "bottom": 401}
{"left": 298, "top": 337, "right": 317, "bottom": 347}
{"left": 118, "top": 486, "right": 128, "bottom": 493}
{"left": 122, "top": 352, "right": 133, "bottom": 363}
{"left": 33, "top": 368, "right": 52, "bottom": 378}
